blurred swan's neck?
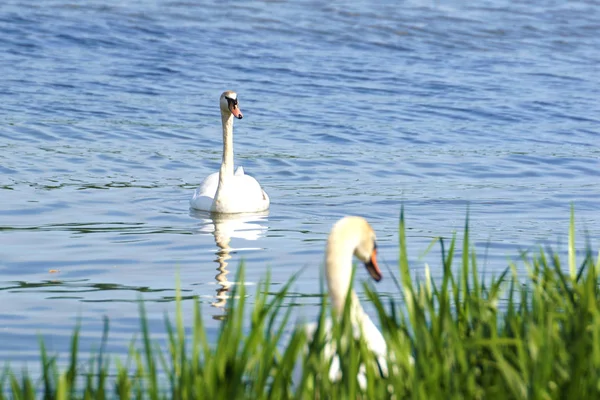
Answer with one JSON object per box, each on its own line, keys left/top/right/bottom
{"left": 326, "top": 236, "right": 362, "bottom": 317}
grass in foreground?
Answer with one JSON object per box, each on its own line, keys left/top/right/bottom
{"left": 2, "top": 208, "right": 600, "bottom": 399}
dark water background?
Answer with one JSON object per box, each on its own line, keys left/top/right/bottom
{"left": 1, "top": 0, "right": 599, "bottom": 369}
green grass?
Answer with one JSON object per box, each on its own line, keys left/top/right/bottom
{"left": 2, "top": 208, "right": 600, "bottom": 399}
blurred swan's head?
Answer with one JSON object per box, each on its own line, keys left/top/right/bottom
{"left": 327, "top": 216, "right": 382, "bottom": 283}
{"left": 220, "top": 90, "right": 243, "bottom": 119}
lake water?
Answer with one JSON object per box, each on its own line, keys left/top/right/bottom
{"left": 1, "top": 0, "right": 599, "bottom": 368}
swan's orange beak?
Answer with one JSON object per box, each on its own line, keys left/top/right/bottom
{"left": 229, "top": 104, "right": 243, "bottom": 119}
{"left": 365, "top": 248, "right": 382, "bottom": 282}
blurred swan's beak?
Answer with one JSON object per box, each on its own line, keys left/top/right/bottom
{"left": 365, "top": 248, "right": 382, "bottom": 282}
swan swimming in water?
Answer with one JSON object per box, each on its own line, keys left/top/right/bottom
{"left": 190, "top": 91, "right": 270, "bottom": 214}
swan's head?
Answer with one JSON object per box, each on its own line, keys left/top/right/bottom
{"left": 348, "top": 217, "right": 382, "bottom": 282}
{"left": 326, "top": 216, "right": 382, "bottom": 283}
{"left": 220, "top": 90, "right": 243, "bottom": 119}
{"left": 354, "top": 224, "right": 381, "bottom": 283}
{"left": 325, "top": 216, "right": 382, "bottom": 313}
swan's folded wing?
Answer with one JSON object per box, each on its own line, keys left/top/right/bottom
{"left": 193, "top": 172, "right": 219, "bottom": 198}
{"left": 190, "top": 172, "right": 220, "bottom": 210}
{"left": 233, "top": 174, "right": 270, "bottom": 203}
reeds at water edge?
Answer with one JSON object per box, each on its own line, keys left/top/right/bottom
{"left": 2, "top": 207, "right": 600, "bottom": 399}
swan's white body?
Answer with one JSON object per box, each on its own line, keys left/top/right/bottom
{"left": 303, "top": 216, "right": 387, "bottom": 388}
{"left": 191, "top": 167, "right": 269, "bottom": 213}
{"left": 190, "top": 91, "right": 270, "bottom": 214}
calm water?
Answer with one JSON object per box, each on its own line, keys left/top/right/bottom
{"left": 1, "top": 0, "right": 599, "bottom": 367}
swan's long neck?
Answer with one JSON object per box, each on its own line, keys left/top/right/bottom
{"left": 325, "top": 237, "right": 364, "bottom": 318}
{"left": 219, "top": 112, "right": 234, "bottom": 184}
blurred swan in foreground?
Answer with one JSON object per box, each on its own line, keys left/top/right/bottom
{"left": 191, "top": 210, "right": 268, "bottom": 318}
{"left": 303, "top": 216, "right": 387, "bottom": 388}
{"left": 190, "top": 91, "right": 270, "bottom": 213}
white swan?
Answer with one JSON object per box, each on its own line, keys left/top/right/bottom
{"left": 190, "top": 91, "right": 270, "bottom": 213}
{"left": 304, "top": 216, "right": 387, "bottom": 388}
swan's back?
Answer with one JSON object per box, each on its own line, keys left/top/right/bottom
{"left": 212, "top": 174, "right": 269, "bottom": 213}
{"left": 190, "top": 171, "right": 269, "bottom": 213}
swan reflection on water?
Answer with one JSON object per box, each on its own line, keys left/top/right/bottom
{"left": 189, "top": 210, "right": 269, "bottom": 319}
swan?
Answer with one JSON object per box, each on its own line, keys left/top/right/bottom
{"left": 303, "top": 216, "right": 387, "bottom": 389}
{"left": 190, "top": 91, "right": 270, "bottom": 213}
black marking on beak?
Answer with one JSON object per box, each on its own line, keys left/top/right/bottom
{"left": 226, "top": 97, "right": 242, "bottom": 119}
